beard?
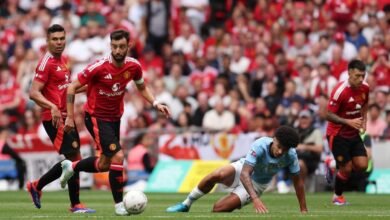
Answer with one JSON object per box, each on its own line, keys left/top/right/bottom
{"left": 112, "top": 53, "right": 126, "bottom": 63}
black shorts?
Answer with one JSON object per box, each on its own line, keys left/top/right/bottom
{"left": 42, "top": 121, "right": 80, "bottom": 155}
{"left": 84, "top": 112, "right": 121, "bottom": 157}
{"left": 297, "top": 151, "right": 321, "bottom": 175}
{"left": 327, "top": 135, "right": 367, "bottom": 165}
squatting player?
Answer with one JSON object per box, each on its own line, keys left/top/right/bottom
{"left": 60, "top": 30, "right": 171, "bottom": 215}
{"left": 326, "top": 59, "right": 369, "bottom": 205}
{"left": 27, "top": 24, "right": 94, "bottom": 213}
{"left": 166, "top": 126, "right": 308, "bottom": 214}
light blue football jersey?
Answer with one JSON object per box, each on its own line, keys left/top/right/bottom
{"left": 241, "top": 137, "right": 300, "bottom": 184}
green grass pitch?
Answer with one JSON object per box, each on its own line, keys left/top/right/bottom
{"left": 1, "top": 190, "right": 390, "bottom": 219}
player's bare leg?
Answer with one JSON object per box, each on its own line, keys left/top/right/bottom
{"left": 352, "top": 156, "right": 368, "bottom": 172}
{"left": 212, "top": 193, "right": 242, "bottom": 212}
{"left": 167, "top": 164, "right": 236, "bottom": 212}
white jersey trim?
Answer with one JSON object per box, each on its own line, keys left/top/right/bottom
{"left": 38, "top": 52, "right": 53, "bottom": 71}
{"left": 332, "top": 81, "right": 348, "bottom": 101}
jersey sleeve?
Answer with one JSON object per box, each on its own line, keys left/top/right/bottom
{"left": 77, "top": 61, "right": 100, "bottom": 85}
{"left": 244, "top": 139, "right": 264, "bottom": 167}
{"left": 288, "top": 152, "right": 300, "bottom": 175}
{"left": 33, "top": 63, "right": 50, "bottom": 84}
{"left": 327, "top": 89, "right": 344, "bottom": 114}
{"left": 132, "top": 62, "right": 144, "bottom": 85}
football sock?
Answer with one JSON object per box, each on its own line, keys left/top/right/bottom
{"left": 36, "top": 161, "right": 62, "bottom": 191}
{"left": 67, "top": 172, "right": 80, "bottom": 206}
{"left": 183, "top": 187, "right": 205, "bottom": 207}
{"left": 335, "top": 171, "right": 349, "bottom": 196}
{"left": 109, "top": 162, "right": 125, "bottom": 203}
{"left": 73, "top": 156, "right": 100, "bottom": 173}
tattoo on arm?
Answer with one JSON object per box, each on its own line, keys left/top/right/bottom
{"left": 326, "top": 112, "right": 345, "bottom": 125}
{"left": 67, "top": 94, "right": 75, "bottom": 103}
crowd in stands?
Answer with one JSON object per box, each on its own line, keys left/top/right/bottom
{"left": 0, "top": 0, "right": 389, "bottom": 145}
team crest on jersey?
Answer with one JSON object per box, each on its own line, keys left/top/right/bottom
{"left": 72, "top": 141, "right": 79, "bottom": 148}
{"left": 109, "top": 143, "right": 117, "bottom": 151}
{"left": 123, "top": 71, "right": 130, "bottom": 79}
{"left": 112, "top": 83, "right": 120, "bottom": 92}
{"left": 362, "top": 93, "right": 366, "bottom": 100}
{"left": 337, "top": 156, "right": 343, "bottom": 162}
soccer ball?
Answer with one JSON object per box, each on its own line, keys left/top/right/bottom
{"left": 123, "top": 190, "right": 148, "bottom": 214}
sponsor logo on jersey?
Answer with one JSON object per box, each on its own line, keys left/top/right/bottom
{"left": 112, "top": 83, "right": 120, "bottom": 92}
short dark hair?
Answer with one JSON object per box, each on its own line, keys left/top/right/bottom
{"left": 47, "top": 24, "right": 65, "bottom": 37}
{"left": 110, "top": 30, "right": 130, "bottom": 43}
{"left": 274, "top": 125, "right": 299, "bottom": 149}
{"left": 348, "top": 59, "right": 366, "bottom": 72}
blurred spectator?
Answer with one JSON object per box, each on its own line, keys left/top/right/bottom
{"left": 164, "top": 63, "right": 187, "bottom": 93}
{"left": 0, "top": 114, "right": 26, "bottom": 190}
{"left": 370, "top": 49, "right": 390, "bottom": 89}
{"left": 295, "top": 110, "right": 324, "bottom": 185}
{"left": 80, "top": 2, "right": 106, "bottom": 27}
{"left": 65, "top": 26, "right": 94, "bottom": 77}
{"left": 329, "top": 45, "right": 348, "bottom": 80}
{"left": 180, "top": 0, "right": 209, "bottom": 35}
{"left": 229, "top": 44, "right": 250, "bottom": 75}
{"left": 286, "top": 31, "right": 310, "bottom": 61}
{"left": 332, "top": 31, "right": 358, "bottom": 61}
{"left": 202, "top": 97, "right": 235, "bottom": 132}
{"left": 0, "top": 68, "right": 25, "bottom": 132}
{"left": 189, "top": 56, "right": 218, "bottom": 96}
{"left": 51, "top": 2, "right": 81, "bottom": 30}
{"left": 139, "top": 45, "right": 164, "bottom": 78}
{"left": 345, "top": 21, "right": 368, "bottom": 50}
{"left": 381, "top": 109, "right": 390, "bottom": 140}
{"left": 170, "top": 84, "right": 197, "bottom": 120}
{"left": 17, "top": 109, "right": 39, "bottom": 135}
{"left": 127, "top": 132, "right": 157, "bottom": 184}
{"left": 172, "top": 22, "right": 200, "bottom": 56}
{"left": 325, "top": 0, "right": 359, "bottom": 31}
{"left": 144, "top": 0, "right": 171, "bottom": 55}
{"left": 16, "top": 48, "right": 38, "bottom": 95}
{"left": 310, "top": 63, "right": 337, "bottom": 99}
{"left": 366, "top": 103, "right": 387, "bottom": 140}
{"left": 191, "top": 91, "right": 210, "bottom": 127}
{"left": 263, "top": 81, "right": 282, "bottom": 115}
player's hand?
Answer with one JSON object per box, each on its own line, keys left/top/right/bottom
{"left": 64, "top": 116, "right": 75, "bottom": 133}
{"left": 156, "top": 103, "right": 171, "bottom": 118}
{"left": 252, "top": 197, "right": 268, "bottom": 214}
{"left": 347, "top": 117, "right": 363, "bottom": 130}
{"left": 51, "top": 106, "right": 62, "bottom": 128}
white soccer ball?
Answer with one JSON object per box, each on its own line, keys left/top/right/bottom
{"left": 123, "top": 190, "right": 148, "bottom": 214}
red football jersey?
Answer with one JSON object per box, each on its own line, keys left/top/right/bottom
{"left": 78, "top": 55, "right": 143, "bottom": 121}
{"left": 326, "top": 81, "right": 369, "bottom": 138}
{"left": 33, "top": 52, "right": 71, "bottom": 121}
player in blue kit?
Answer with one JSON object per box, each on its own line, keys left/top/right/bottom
{"left": 166, "top": 126, "right": 308, "bottom": 214}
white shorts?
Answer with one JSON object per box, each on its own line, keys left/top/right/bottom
{"left": 228, "top": 160, "right": 269, "bottom": 207}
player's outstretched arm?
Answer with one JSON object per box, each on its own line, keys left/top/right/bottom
{"left": 29, "top": 80, "right": 61, "bottom": 128}
{"left": 135, "top": 83, "right": 171, "bottom": 118}
{"left": 291, "top": 174, "right": 308, "bottom": 213}
{"left": 240, "top": 164, "right": 268, "bottom": 214}
{"left": 64, "top": 79, "right": 82, "bottom": 133}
